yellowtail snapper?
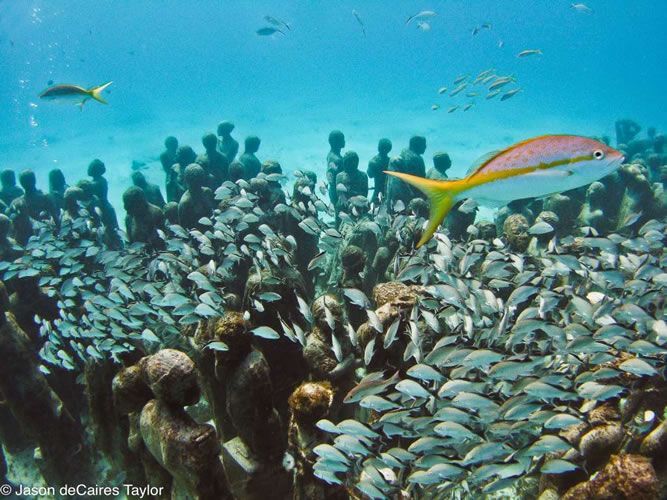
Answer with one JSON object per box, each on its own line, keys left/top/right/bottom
{"left": 386, "top": 135, "right": 625, "bottom": 247}
{"left": 39, "top": 81, "right": 112, "bottom": 109}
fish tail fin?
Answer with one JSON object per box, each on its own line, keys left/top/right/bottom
{"left": 89, "top": 81, "right": 112, "bottom": 104}
{"left": 385, "top": 171, "right": 465, "bottom": 248}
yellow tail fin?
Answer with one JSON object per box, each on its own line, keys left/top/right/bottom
{"left": 88, "top": 81, "right": 112, "bottom": 104}
{"left": 385, "top": 171, "right": 464, "bottom": 247}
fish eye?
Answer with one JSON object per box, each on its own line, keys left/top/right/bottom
{"left": 593, "top": 149, "right": 605, "bottom": 160}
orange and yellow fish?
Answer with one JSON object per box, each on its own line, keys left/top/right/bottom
{"left": 386, "top": 135, "right": 624, "bottom": 247}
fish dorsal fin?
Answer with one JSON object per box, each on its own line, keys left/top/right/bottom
{"left": 465, "top": 135, "right": 564, "bottom": 178}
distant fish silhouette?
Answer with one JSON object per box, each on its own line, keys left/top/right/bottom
{"left": 405, "top": 10, "right": 437, "bottom": 25}
{"left": 571, "top": 3, "right": 594, "bottom": 14}
{"left": 256, "top": 27, "right": 284, "bottom": 36}
{"left": 264, "top": 15, "right": 291, "bottom": 31}
{"left": 352, "top": 10, "right": 366, "bottom": 37}
{"left": 517, "top": 49, "right": 542, "bottom": 58}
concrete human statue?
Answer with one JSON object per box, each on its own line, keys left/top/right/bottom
{"left": 177, "top": 164, "right": 214, "bottom": 230}
{"left": 0, "top": 169, "right": 24, "bottom": 207}
{"left": 326, "top": 130, "right": 345, "bottom": 204}
{"left": 197, "top": 132, "right": 229, "bottom": 189}
{"left": 427, "top": 152, "right": 452, "bottom": 180}
{"left": 131, "top": 171, "right": 165, "bottom": 208}
{"left": 367, "top": 138, "right": 392, "bottom": 203}
{"left": 217, "top": 121, "right": 239, "bottom": 162}
{"left": 122, "top": 186, "right": 165, "bottom": 247}
{"left": 238, "top": 136, "right": 262, "bottom": 180}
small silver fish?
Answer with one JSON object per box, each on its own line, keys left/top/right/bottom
{"left": 450, "top": 83, "right": 468, "bottom": 96}
{"left": 405, "top": 10, "right": 437, "bottom": 25}
{"left": 437, "top": 86, "right": 448, "bottom": 94}
{"left": 488, "top": 77, "right": 513, "bottom": 91}
{"left": 417, "top": 21, "right": 431, "bottom": 31}
{"left": 453, "top": 74, "right": 468, "bottom": 85}
{"left": 500, "top": 88, "right": 522, "bottom": 101}
{"left": 517, "top": 49, "right": 542, "bottom": 58}
{"left": 431, "top": 104, "right": 440, "bottom": 111}
{"left": 447, "top": 105, "right": 459, "bottom": 113}
{"left": 571, "top": 3, "right": 594, "bottom": 13}
{"left": 463, "top": 103, "right": 474, "bottom": 111}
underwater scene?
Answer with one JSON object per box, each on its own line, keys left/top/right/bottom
{"left": 0, "top": 0, "right": 666, "bottom": 499}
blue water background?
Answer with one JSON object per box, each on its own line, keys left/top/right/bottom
{"left": 0, "top": 0, "right": 665, "bottom": 211}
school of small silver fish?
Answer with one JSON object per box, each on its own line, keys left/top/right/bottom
{"left": 432, "top": 68, "right": 523, "bottom": 113}
{"left": 311, "top": 216, "right": 666, "bottom": 498}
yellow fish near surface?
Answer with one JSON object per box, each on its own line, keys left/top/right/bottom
{"left": 39, "top": 81, "right": 113, "bottom": 109}
{"left": 386, "top": 135, "right": 624, "bottom": 247}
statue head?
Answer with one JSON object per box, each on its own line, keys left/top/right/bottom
{"left": 433, "top": 152, "right": 452, "bottom": 174}
{"left": 0, "top": 169, "right": 17, "bottom": 188}
{"left": 76, "top": 179, "right": 95, "bottom": 201}
{"left": 202, "top": 132, "right": 218, "bottom": 151}
{"left": 342, "top": 151, "right": 360, "bottom": 174}
{"left": 328, "top": 130, "right": 345, "bottom": 150}
{"left": 131, "top": 171, "right": 148, "bottom": 188}
{"left": 228, "top": 161, "right": 244, "bottom": 182}
{"left": 409, "top": 135, "right": 427, "bottom": 155}
{"left": 408, "top": 198, "right": 429, "bottom": 218}
{"left": 184, "top": 164, "right": 206, "bottom": 190}
{"left": 87, "top": 159, "right": 106, "bottom": 177}
{"left": 48, "top": 169, "right": 66, "bottom": 192}
{"left": 164, "top": 136, "right": 178, "bottom": 152}
{"left": 176, "top": 146, "right": 197, "bottom": 166}
{"left": 122, "top": 186, "right": 148, "bottom": 215}
{"left": 63, "top": 186, "right": 84, "bottom": 213}
{"left": 288, "top": 381, "right": 334, "bottom": 426}
{"left": 217, "top": 121, "right": 235, "bottom": 136}
{"left": 586, "top": 181, "right": 606, "bottom": 204}
{"left": 378, "top": 138, "right": 392, "bottom": 155}
{"left": 244, "top": 136, "right": 261, "bottom": 154}
{"left": 304, "top": 170, "right": 317, "bottom": 184}
{"left": 262, "top": 160, "right": 282, "bottom": 175}
{"left": 19, "top": 170, "right": 37, "bottom": 192}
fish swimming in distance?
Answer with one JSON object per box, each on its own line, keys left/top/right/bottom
{"left": 417, "top": 21, "right": 431, "bottom": 31}
{"left": 488, "top": 76, "right": 514, "bottom": 91}
{"left": 264, "top": 15, "right": 291, "bottom": 31}
{"left": 518, "top": 49, "right": 542, "bottom": 58}
{"left": 39, "top": 81, "right": 112, "bottom": 109}
{"left": 405, "top": 10, "right": 437, "bottom": 25}
{"left": 500, "top": 88, "right": 522, "bottom": 101}
{"left": 450, "top": 83, "right": 468, "bottom": 96}
{"left": 352, "top": 10, "right": 366, "bottom": 37}
{"left": 386, "top": 135, "right": 625, "bottom": 247}
{"left": 571, "top": 3, "right": 594, "bottom": 13}
{"left": 256, "top": 26, "right": 285, "bottom": 36}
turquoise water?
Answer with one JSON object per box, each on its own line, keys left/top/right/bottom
{"left": 1, "top": 0, "right": 665, "bottom": 207}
